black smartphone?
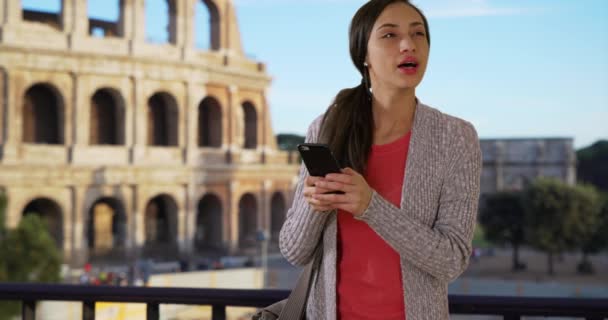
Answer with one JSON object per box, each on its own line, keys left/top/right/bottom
{"left": 297, "top": 143, "right": 344, "bottom": 194}
{"left": 297, "top": 143, "right": 342, "bottom": 177}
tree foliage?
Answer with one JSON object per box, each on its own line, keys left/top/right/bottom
{"left": 577, "top": 140, "right": 608, "bottom": 192}
{"left": 0, "top": 214, "right": 62, "bottom": 283}
{"left": 524, "top": 178, "right": 601, "bottom": 275}
{"left": 479, "top": 191, "right": 526, "bottom": 271}
{"left": 0, "top": 213, "right": 62, "bottom": 319}
{"left": 276, "top": 133, "right": 305, "bottom": 151}
{"left": 578, "top": 193, "right": 608, "bottom": 273}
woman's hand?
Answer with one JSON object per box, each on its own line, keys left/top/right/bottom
{"left": 312, "top": 168, "right": 373, "bottom": 216}
{"left": 303, "top": 176, "right": 335, "bottom": 212}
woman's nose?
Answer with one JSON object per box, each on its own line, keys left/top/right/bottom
{"left": 400, "top": 36, "right": 417, "bottom": 53}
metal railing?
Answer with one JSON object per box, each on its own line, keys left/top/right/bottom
{"left": 0, "top": 283, "right": 607, "bottom": 320}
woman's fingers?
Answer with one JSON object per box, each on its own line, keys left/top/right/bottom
{"left": 314, "top": 192, "right": 350, "bottom": 204}
{"left": 303, "top": 173, "right": 368, "bottom": 213}
{"left": 324, "top": 173, "right": 354, "bottom": 185}
{"left": 308, "top": 194, "right": 334, "bottom": 212}
{"left": 304, "top": 185, "right": 332, "bottom": 197}
{"left": 313, "top": 167, "right": 372, "bottom": 216}
{"left": 305, "top": 176, "right": 324, "bottom": 187}
{"left": 304, "top": 177, "right": 335, "bottom": 212}
{"left": 313, "top": 180, "right": 352, "bottom": 193}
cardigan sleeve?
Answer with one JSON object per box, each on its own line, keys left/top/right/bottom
{"left": 356, "top": 121, "right": 482, "bottom": 283}
{"left": 279, "top": 116, "right": 332, "bottom": 267}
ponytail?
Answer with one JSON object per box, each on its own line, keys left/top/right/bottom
{"left": 319, "top": 83, "right": 373, "bottom": 173}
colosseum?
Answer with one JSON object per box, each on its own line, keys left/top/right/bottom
{"left": 0, "top": 0, "right": 299, "bottom": 267}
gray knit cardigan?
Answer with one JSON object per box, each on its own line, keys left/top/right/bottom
{"left": 279, "top": 101, "right": 482, "bottom": 319}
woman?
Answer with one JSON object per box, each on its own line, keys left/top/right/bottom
{"left": 279, "top": 0, "right": 482, "bottom": 319}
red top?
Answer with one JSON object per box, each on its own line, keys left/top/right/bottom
{"left": 337, "top": 131, "right": 411, "bottom": 320}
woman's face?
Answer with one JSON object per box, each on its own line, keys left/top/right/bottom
{"left": 366, "top": 2, "right": 429, "bottom": 93}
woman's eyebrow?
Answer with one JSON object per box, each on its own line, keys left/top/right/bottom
{"left": 377, "top": 21, "right": 423, "bottom": 31}
{"left": 377, "top": 23, "right": 399, "bottom": 31}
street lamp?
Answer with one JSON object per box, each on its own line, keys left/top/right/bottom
{"left": 256, "top": 229, "right": 269, "bottom": 288}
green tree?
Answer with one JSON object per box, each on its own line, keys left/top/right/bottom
{"left": 0, "top": 214, "right": 62, "bottom": 319}
{"left": 577, "top": 140, "right": 608, "bottom": 192}
{"left": 276, "top": 133, "right": 305, "bottom": 164}
{"left": 276, "top": 133, "right": 305, "bottom": 151}
{"left": 578, "top": 193, "right": 608, "bottom": 274}
{"left": 524, "top": 178, "right": 600, "bottom": 275}
{"left": 0, "top": 214, "right": 62, "bottom": 283}
{"left": 479, "top": 191, "right": 527, "bottom": 271}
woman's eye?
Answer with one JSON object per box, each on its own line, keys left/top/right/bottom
{"left": 415, "top": 31, "right": 426, "bottom": 37}
{"left": 382, "top": 33, "right": 395, "bottom": 39}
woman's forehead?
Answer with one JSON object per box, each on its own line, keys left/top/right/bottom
{"left": 374, "top": 2, "right": 424, "bottom": 29}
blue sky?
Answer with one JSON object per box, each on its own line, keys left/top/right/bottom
{"left": 23, "top": 0, "right": 608, "bottom": 148}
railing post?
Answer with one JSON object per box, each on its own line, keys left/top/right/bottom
{"left": 22, "top": 300, "right": 36, "bottom": 320}
{"left": 212, "top": 304, "right": 227, "bottom": 320}
{"left": 147, "top": 302, "right": 160, "bottom": 320}
{"left": 83, "top": 300, "right": 95, "bottom": 320}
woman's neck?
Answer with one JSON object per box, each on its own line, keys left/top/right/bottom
{"left": 371, "top": 88, "right": 417, "bottom": 143}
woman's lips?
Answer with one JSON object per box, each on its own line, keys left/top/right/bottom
{"left": 398, "top": 65, "right": 418, "bottom": 75}
{"left": 398, "top": 57, "right": 419, "bottom": 75}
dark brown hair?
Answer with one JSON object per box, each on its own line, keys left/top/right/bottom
{"left": 319, "top": 0, "right": 430, "bottom": 173}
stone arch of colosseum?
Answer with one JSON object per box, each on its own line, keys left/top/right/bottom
{"left": 241, "top": 101, "right": 258, "bottom": 150}
{"left": 269, "top": 191, "right": 287, "bottom": 242}
{"left": 141, "top": 80, "right": 186, "bottom": 144}
{"left": 12, "top": 71, "right": 73, "bottom": 147}
{"left": 22, "top": 83, "right": 65, "bottom": 145}
{"left": 138, "top": 188, "right": 183, "bottom": 256}
{"left": 90, "top": 87, "right": 126, "bottom": 146}
{"left": 199, "top": 84, "right": 230, "bottom": 149}
{"left": 6, "top": 188, "right": 72, "bottom": 256}
{"left": 237, "top": 192, "right": 259, "bottom": 249}
{"left": 86, "top": 196, "right": 128, "bottom": 258}
{"left": 21, "top": 197, "right": 63, "bottom": 245}
{"left": 146, "top": 91, "right": 180, "bottom": 147}
{"left": 195, "top": 192, "right": 224, "bottom": 251}
{"left": 192, "top": 184, "right": 229, "bottom": 249}
{"left": 142, "top": 193, "right": 179, "bottom": 258}
{"left": 236, "top": 88, "right": 269, "bottom": 152}
{"left": 197, "top": 0, "right": 221, "bottom": 50}
{"left": 198, "top": 96, "right": 223, "bottom": 148}
{"left": 21, "top": 197, "right": 64, "bottom": 249}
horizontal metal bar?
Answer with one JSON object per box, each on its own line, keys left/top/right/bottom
{"left": 448, "top": 295, "right": 608, "bottom": 317}
{"left": 0, "top": 283, "right": 607, "bottom": 317}
{"left": 0, "top": 283, "right": 287, "bottom": 307}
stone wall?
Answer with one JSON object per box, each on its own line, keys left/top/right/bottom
{"left": 480, "top": 138, "right": 576, "bottom": 195}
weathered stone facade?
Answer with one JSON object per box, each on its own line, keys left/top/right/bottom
{"left": 0, "top": 0, "right": 299, "bottom": 266}
{"left": 480, "top": 138, "right": 576, "bottom": 195}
